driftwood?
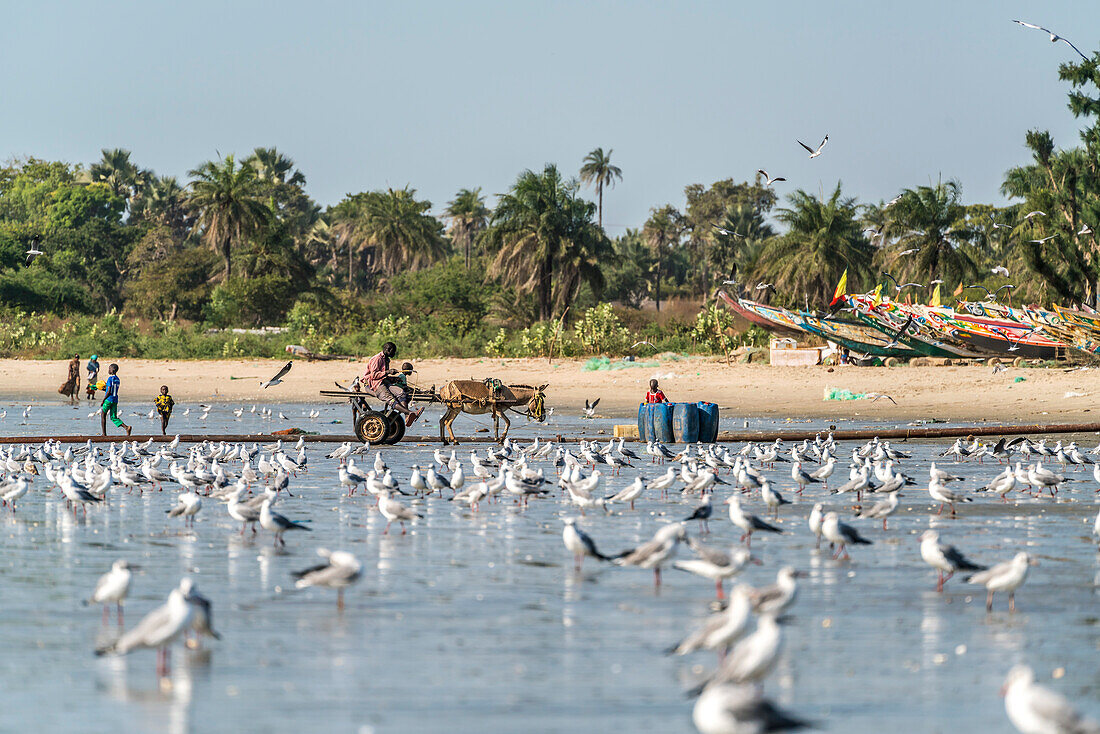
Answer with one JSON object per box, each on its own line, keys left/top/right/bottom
{"left": 437, "top": 380, "right": 547, "bottom": 444}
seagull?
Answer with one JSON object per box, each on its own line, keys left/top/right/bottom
{"left": 885, "top": 194, "right": 902, "bottom": 208}
{"left": 673, "top": 540, "right": 757, "bottom": 599}
{"left": 95, "top": 579, "right": 194, "bottom": 677}
{"left": 693, "top": 682, "right": 812, "bottom": 734}
{"left": 89, "top": 559, "right": 134, "bottom": 625}
{"left": 1021, "top": 210, "right": 1047, "bottom": 220}
{"left": 181, "top": 578, "right": 220, "bottom": 648}
{"left": 882, "top": 272, "right": 923, "bottom": 293}
{"left": 1078, "top": 223, "right": 1093, "bottom": 236}
{"left": 668, "top": 584, "right": 753, "bottom": 656}
{"left": 747, "top": 566, "right": 803, "bottom": 616}
{"left": 630, "top": 340, "right": 656, "bottom": 350}
{"left": 562, "top": 517, "right": 612, "bottom": 571}
{"left": 897, "top": 248, "right": 920, "bottom": 256}
{"left": 1001, "top": 665, "right": 1100, "bottom": 734}
{"left": 261, "top": 361, "right": 293, "bottom": 389}
{"left": 966, "top": 552, "right": 1039, "bottom": 613}
{"left": 797, "top": 134, "right": 828, "bottom": 158}
{"left": 990, "top": 213, "right": 1012, "bottom": 229}
{"left": 1029, "top": 235, "right": 1056, "bottom": 244}
{"left": 756, "top": 169, "right": 786, "bottom": 186}
{"left": 705, "top": 613, "right": 784, "bottom": 685}
{"left": 755, "top": 282, "right": 776, "bottom": 292}
{"left": 929, "top": 477, "right": 972, "bottom": 516}
{"left": 920, "top": 529, "right": 986, "bottom": 592}
{"left": 855, "top": 490, "right": 901, "bottom": 530}
{"left": 725, "top": 495, "right": 783, "bottom": 549}
{"left": 378, "top": 492, "right": 422, "bottom": 535}
{"left": 293, "top": 548, "right": 362, "bottom": 610}
{"left": 613, "top": 522, "right": 686, "bottom": 589}
{"left": 992, "top": 266, "right": 1011, "bottom": 277}
{"left": 260, "top": 497, "right": 311, "bottom": 547}
{"left": 583, "top": 398, "right": 600, "bottom": 419}
{"left": 1011, "top": 20, "right": 1088, "bottom": 61}
{"left": 821, "top": 512, "right": 872, "bottom": 560}
{"left": 714, "top": 226, "right": 745, "bottom": 238}
{"left": 25, "top": 235, "right": 43, "bottom": 265}
{"left": 166, "top": 491, "right": 202, "bottom": 527}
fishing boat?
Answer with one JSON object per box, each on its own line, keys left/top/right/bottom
{"left": 794, "top": 309, "right": 918, "bottom": 358}
{"left": 716, "top": 291, "right": 807, "bottom": 336}
{"left": 845, "top": 295, "right": 981, "bottom": 358}
{"left": 924, "top": 303, "right": 1068, "bottom": 359}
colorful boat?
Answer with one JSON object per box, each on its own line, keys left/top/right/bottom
{"left": 716, "top": 291, "right": 807, "bottom": 336}
{"left": 846, "top": 295, "right": 981, "bottom": 358}
{"left": 924, "top": 303, "right": 1068, "bottom": 359}
{"left": 794, "top": 310, "right": 919, "bottom": 358}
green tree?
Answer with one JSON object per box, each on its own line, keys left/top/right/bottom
{"left": 709, "top": 202, "right": 774, "bottom": 284}
{"left": 755, "top": 183, "right": 872, "bottom": 307}
{"left": 89, "top": 148, "right": 148, "bottom": 204}
{"left": 603, "top": 229, "right": 653, "bottom": 308}
{"left": 880, "top": 180, "right": 979, "bottom": 290}
{"left": 358, "top": 187, "right": 449, "bottom": 277}
{"left": 187, "top": 155, "right": 269, "bottom": 280}
{"left": 579, "top": 147, "right": 622, "bottom": 230}
{"left": 444, "top": 187, "right": 490, "bottom": 268}
{"left": 642, "top": 205, "right": 684, "bottom": 312}
{"left": 682, "top": 178, "right": 777, "bottom": 295}
{"left": 483, "top": 164, "right": 610, "bottom": 321}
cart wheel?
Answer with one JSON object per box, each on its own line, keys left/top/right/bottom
{"left": 383, "top": 413, "right": 406, "bottom": 444}
{"left": 355, "top": 412, "right": 388, "bottom": 443}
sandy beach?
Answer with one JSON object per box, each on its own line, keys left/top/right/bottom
{"left": 1, "top": 356, "right": 1095, "bottom": 423}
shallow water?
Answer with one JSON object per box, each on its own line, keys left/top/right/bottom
{"left": 0, "top": 401, "right": 1098, "bottom": 733}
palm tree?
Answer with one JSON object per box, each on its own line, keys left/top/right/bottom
{"left": 642, "top": 205, "right": 684, "bottom": 312}
{"left": 358, "top": 187, "right": 449, "bottom": 277}
{"left": 709, "top": 202, "right": 774, "bottom": 284}
{"left": 444, "top": 188, "right": 490, "bottom": 268}
{"left": 484, "top": 164, "right": 610, "bottom": 321}
{"left": 754, "top": 183, "right": 872, "bottom": 307}
{"left": 880, "top": 180, "right": 979, "bottom": 290}
{"left": 579, "top": 147, "right": 622, "bottom": 230}
{"left": 187, "top": 155, "right": 269, "bottom": 279}
{"left": 136, "top": 176, "right": 193, "bottom": 238}
{"left": 89, "top": 148, "right": 147, "bottom": 204}
{"left": 246, "top": 147, "right": 306, "bottom": 186}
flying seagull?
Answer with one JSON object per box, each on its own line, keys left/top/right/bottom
{"left": 1012, "top": 20, "right": 1088, "bottom": 60}
{"left": 882, "top": 272, "right": 923, "bottom": 292}
{"left": 796, "top": 134, "right": 828, "bottom": 158}
{"left": 989, "top": 213, "right": 1011, "bottom": 229}
{"left": 884, "top": 314, "right": 915, "bottom": 349}
{"left": 991, "top": 266, "right": 1011, "bottom": 277}
{"left": 25, "top": 235, "right": 43, "bottom": 265}
{"left": 867, "top": 393, "right": 897, "bottom": 405}
{"left": 630, "top": 340, "right": 656, "bottom": 350}
{"left": 1078, "top": 223, "right": 1093, "bottom": 236}
{"left": 714, "top": 226, "right": 745, "bottom": 238}
{"left": 885, "top": 195, "right": 902, "bottom": 208}
{"left": 897, "top": 248, "right": 920, "bottom": 256}
{"left": 261, "top": 362, "right": 293, "bottom": 389}
{"left": 755, "top": 282, "right": 776, "bottom": 292}
{"left": 1029, "top": 235, "right": 1056, "bottom": 244}
{"left": 1022, "top": 210, "right": 1046, "bottom": 220}
{"left": 756, "top": 169, "right": 786, "bottom": 186}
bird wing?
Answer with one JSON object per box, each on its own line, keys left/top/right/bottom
{"left": 264, "top": 362, "right": 293, "bottom": 387}
{"left": 943, "top": 545, "right": 984, "bottom": 571}
{"left": 1012, "top": 20, "right": 1046, "bottom": 31}
{"left": 688, "top": 537, "right": 731, "bottom": 566}
{"left": 1058, "top": 37, "right": 1089, "bottom": 60}
{"left": 797, "top": 140, "right": 814, "bottom": 154}
{"left": 817, "top": 134, "right": 828, "bottom": 151}
{"left": 591, "top": 398, "right": 600, "bottom": 409}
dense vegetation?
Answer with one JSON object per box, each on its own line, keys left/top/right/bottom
{"left": 2, "top": 54, "right": 1099, "bottom": 359}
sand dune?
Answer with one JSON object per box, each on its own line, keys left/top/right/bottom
{"left": 1, "top": 356, "right": 1095, "bottom": 424}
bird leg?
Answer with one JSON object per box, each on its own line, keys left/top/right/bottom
{"left": 882, "top": 518, "right": 888, "bottom": 531}
{"left": 936, "top": 503, "right": 944, "bottom": 516}
{"left": 401, "top": 521, "right": 407, "bottom": 536}
{"left": 383, "top": 521, "right": 391, "bottom": 535}
{"left": 102, "top": 605, "right": 109, "bottom": 625}
{"left": 715, "top": 579, "right": 725, "bottom": 599}
{"left": 986, "top": 591, "right": 994, "bottom": 612}
{"left": 1009, "top": 593, "right": 1015, "bottom": 613}
{"left": 117, "top": 602, "right": 123, "bottom": 626}
{"left": 337, "top": 588, "right": 345, "bottom": 612}
{"left": 654, "top": 567, "right": 662, "bottom": 591}
{"left": 936, "top": 571, "right": 944, "bottom": 592}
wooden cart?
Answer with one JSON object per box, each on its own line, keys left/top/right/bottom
{"left": 319, "top": 387, "right": 439, "bottom": 444}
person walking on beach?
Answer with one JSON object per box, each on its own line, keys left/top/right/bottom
{"left": 86, "top": 354, "right": 100, "bottom": 400}
{"left": 58, "top": 353, "right": 80, "bottom": 405}
{"left": 100, "top": 363, "right": 131, "bottom": 436}
{"left": 154, "top": 385, "right": 174, "bottom": 436}
{"left": 363, "top": 342, "right": 424, "bottom": 427}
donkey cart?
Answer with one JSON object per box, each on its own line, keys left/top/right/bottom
{"left": 319, "top": 386, "right": 439, "bottom": 444}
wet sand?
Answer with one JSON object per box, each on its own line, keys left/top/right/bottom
{"left": 1, "top": 357, "right": 1097, "bottom": 423}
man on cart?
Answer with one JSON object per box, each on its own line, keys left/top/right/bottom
{"left": 363, "top": 341, "right": 424, "bottom": 427}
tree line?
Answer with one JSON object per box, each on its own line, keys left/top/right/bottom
{"left": 1, "top": 54, "right": 1098, "bottom": 333}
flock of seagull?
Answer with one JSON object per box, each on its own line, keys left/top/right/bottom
{"left": 2, "top": 418, "right": 1098, "bottom": 732}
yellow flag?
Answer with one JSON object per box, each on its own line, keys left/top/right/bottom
{"left": 929, "top": 283, "right": 942, "bottom": 308}
{"left": 829, "top": 268, "right": 848, "bottom": 306}
{"left": 871, "top": 283, "right": 883, "bottom": 307}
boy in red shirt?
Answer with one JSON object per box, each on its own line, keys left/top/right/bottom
{"left": 645, "top": 378, "right": 669, "bottom": 404}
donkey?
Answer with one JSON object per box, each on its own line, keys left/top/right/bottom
{"left": 437, "top": 381, "right": 547, "bottom": 444}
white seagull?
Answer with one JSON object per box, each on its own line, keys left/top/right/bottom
{"left": 966, "top": 551, "right": 1038, "bottom": 612}
{"left": 797, "top": 134, "right": 828, "bottom": 158}
{"left": 261, "top": 361, "right": 293, "bottom": 389}
{"left": 756, "top": 169, "right": 786, "bottom": 186}
{"left": 1011, "top": 20, "right": 1088, "bottom": 61}
{"left": 1001, "top": 664, "right": 1100, "bottom": 734}
{"left": 293, "top": 548, "right": 363, "bottom": 610}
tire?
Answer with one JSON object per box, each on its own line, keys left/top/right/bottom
{"left": 383, "top": 413, "right": 406, "bottom": 444}
{"left": 1013, "top": 356, "right": 1026, "bottom": 368}
{"left": 884, "top": 357, "right": 899, "bottom": 367}
{"left": 355, "top": 412, "right": 388, "bottom": 443}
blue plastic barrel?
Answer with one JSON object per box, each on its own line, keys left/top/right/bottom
{"left": 652, "top": 402, "right": 675, "bottom": 443}
{"left": 697, "top": 402, "right": 720, "bottom": 443}
{"left": 672, "top": 402, "right": 700, "bottom": 444}
{"left": 637, "top": 403, "right": 649, "bottom": 441}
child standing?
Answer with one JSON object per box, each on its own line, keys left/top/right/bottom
{"left": 100, "top": 363, "right": 131, "bottom": 436}
{"left": 86, "top": 355, "right": 100, "bottom": 400}
{"left": 154, "top": 385, "right": 174, "bottom": 436}
{"left": 645, "top": 378, "right": 669, "bottom": 404}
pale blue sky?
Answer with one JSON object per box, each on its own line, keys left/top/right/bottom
{"left": 2, "top": 1, "right": 1097, "bottom": 233}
